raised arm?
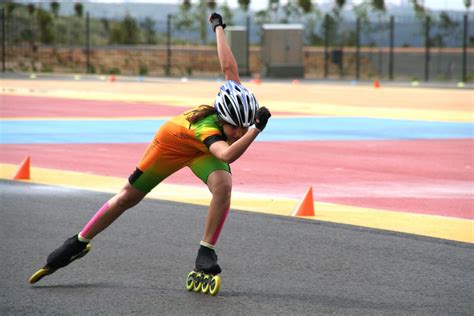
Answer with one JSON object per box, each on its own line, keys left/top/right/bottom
{"left": 209, "top": 13, "right": 241, "bottom": 84}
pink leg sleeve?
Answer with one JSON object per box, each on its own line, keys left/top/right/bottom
{"left": 210, "top": 208, "right": 230, "bottom": 246}
{"left": 80, "top": 202, "right": 110, "bottom": 237}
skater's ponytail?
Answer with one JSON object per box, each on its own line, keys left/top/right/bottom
{"left": 186, "top": 105, "right": 218, "bottom": 124}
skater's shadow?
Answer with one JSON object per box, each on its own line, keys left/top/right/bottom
{"left": 31, "top": 281, "right": 118, "bottom": 289}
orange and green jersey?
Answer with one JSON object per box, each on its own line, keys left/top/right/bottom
{"left": 129, "top": 107, "right": 230, "bottom": 193}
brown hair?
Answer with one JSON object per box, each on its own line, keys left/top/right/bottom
{"left": 185, "top": 105, "right": 218, "bottom": 124}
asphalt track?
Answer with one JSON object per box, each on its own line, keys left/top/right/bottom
{"left": 1, "top": 180, "right": 473, "bottom": 315}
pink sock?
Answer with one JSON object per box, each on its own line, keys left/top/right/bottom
{"left": 80, "top": 202, "right": 110, "bottom": 238}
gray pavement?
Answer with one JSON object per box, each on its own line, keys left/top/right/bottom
{"left": 1, "top": 180, "right": 473, "bottom": 315}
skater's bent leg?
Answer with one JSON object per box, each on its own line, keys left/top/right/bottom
{"left": 80, "top": 182, "right": 146, "bottom": 240}
{"left": 202, "top": 170, "right": 232, "bottom": 246}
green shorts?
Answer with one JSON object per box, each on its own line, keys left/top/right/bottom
{"left": 129, "top": 153, "right": 231, "bottom": 193}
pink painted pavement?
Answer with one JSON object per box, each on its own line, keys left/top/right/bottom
{"left": 1, "top": 95, "right": 189, "bottom": 118}
{"left": 1, "top": 139, "right": 472, "bottom": 219}
{"left": 2, "top": 95, "right": 472, "bottom": 220}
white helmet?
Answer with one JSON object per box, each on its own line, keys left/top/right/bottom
{"left": 214, "top": 80, "right": 259, "bottom": 127}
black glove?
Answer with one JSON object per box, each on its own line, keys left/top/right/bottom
{"left": 255, "top": 107, "right": 271, "bottom": 132}
{"left": 209, "top": 12, "right": 226, "bottom": 32}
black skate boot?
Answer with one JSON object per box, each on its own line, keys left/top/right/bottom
{"left": 186, "top": 245, "right": 222, "bottom": 296}
{"left": 29, "top": 235, "right": 91, "bottom": 284}
{"left": 195, "top": 245, "right": 222, "bottom": 275}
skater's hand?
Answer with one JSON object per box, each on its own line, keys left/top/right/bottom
{"left": 255, "top": 107, "right": 271, "bottom": 132}
{"left": 209, "top": 12, "right": 226, "bottom": 32}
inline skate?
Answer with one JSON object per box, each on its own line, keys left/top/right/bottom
{"left": 186, "top": 245, "right": 222, "bottom": 296}
{"left": 29, "top": 235, "right": 91, "bottom": 284}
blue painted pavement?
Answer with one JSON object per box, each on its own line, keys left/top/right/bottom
{"left": 1, "top": 117, "right": 472, "bottom": 144}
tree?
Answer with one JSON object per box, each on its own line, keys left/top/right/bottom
{"left": 298, "top": 0, "right": 313, "bottom": 14}
{"left": 108, "top": 13, "right": 141, "bottom": 45}
{"left": 298, "top": 1, "right": 323, "bottom": 46}
{"left": 410, "top": 0, "right": 426, "bottom": 18}
{"left": 6, "top": 3, "right": 17, "bottom": 16}
{"left": 332, "top": 0, "right": 346, "bottom": 44}
{"left": 323, "top": 13, "right": 337, "bottom": 43}
{"left": 269, "top": 0, "right": 279, "bottom": 21}
{"left": 255, "top": 9, "right": 271, "bottom": 26}
{"left": 409, "top": 0, "right": 431, "bottom": 41}
{"left": 332, "top": 0, "right": 346, "bottom": 22}
{"left": 371, "top": 0, "right": 385, "bottom": 12}
{"left": 26, "top": 4, "right": 36, "bottom": 41}
{"left": 50, "top": 1, "right": 60, "bottom": 18}
{"left": 238, "top": 0, "right": 251, "bottom": 12}
{"left": 101, "top": 18, "right": 110, "bottom": 33}
{"left": 121, "top": 13, "right": 141, "bottom": 45}
{"left": 37, "top": 9, "right": 54, "bottom": 44}
{"left": 335, "top": 0, "right": 346, "bottom": 10}
{"left": 281, "top": 1, "right": 300, "bottom": 23}
{"left": 220, "top": 2, "right": 234, "bottom": 27}
{"left": 207, "top": 0, "right": 217, "bottom": 10}
{"left": 27, "top": 4, "right": 36, "bottom": 16}
{"left": 269, "top": 0, "right": 279, "bottom": 10}
{"left": 173, "top": 0, "right": 196, "bottom": 35}
{"left": 433, "top": 12, "right": 459, "bottom": 47}
{"left": 198, "top": 0, "right": 207, "bottom": 44}
{"left": 141, "top": 17, "right": 157, "bottom": 44}
{"left": 74, "top": 2, "right": 83, "bottom": 18}
{"left": 464, "top": 0, "right": 472, "bottom": 10}
{"left": 182, "top": 0, "right": 191, "bottom": 11}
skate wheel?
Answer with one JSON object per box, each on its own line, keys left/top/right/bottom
{"left": 200, "top": 274, "right": 210, "bottom": 294}
{"left": 186, "top": 271, "right": 195, "bottom": 291}
{"left": 208, "top": 275, "right": 221, "bottom": 296}
{"left": 193, "top": 272, "right": 202, "bottom": 292}
{"left": 29, "top": 268, "right": 52, "bottom": 284}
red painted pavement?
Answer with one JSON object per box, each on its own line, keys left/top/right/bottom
{"left": 2, "top": 139, "right": 472, "bottom": 219}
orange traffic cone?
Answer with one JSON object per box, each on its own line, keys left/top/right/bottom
{"left": 250, "top": 73, "right": 261, "bottom": 85}
{"left": 374, "top": 79, "right": 380, "bottom": 88}
{"left": 13, "top": 156, "right": 31, "bottom": 180}
{"left": 291, "top": 186, "right": 315, "bottom": 217}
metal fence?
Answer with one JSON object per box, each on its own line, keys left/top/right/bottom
{"left": 1, "top": 4, "right": 472, "bottom": 82}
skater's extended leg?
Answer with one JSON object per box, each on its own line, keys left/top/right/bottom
{"left": 80, "top": 182, "right": 146, "bottom": 240}
{"left": 202, "top": 170, "right": 231, "bottom": 246}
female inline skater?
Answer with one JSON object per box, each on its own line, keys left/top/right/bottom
{"left": 29, "top": 12, "right": 271, "bottom": 296}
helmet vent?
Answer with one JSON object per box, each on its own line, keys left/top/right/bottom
{"left": 224, "top": 95, "right": 232, "bottom": 107}
{"left": 228, "top": 102, "right": 240, "bottom": 125}
{"left": 237, "top": 95, "right": 243, "bottom": 107}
